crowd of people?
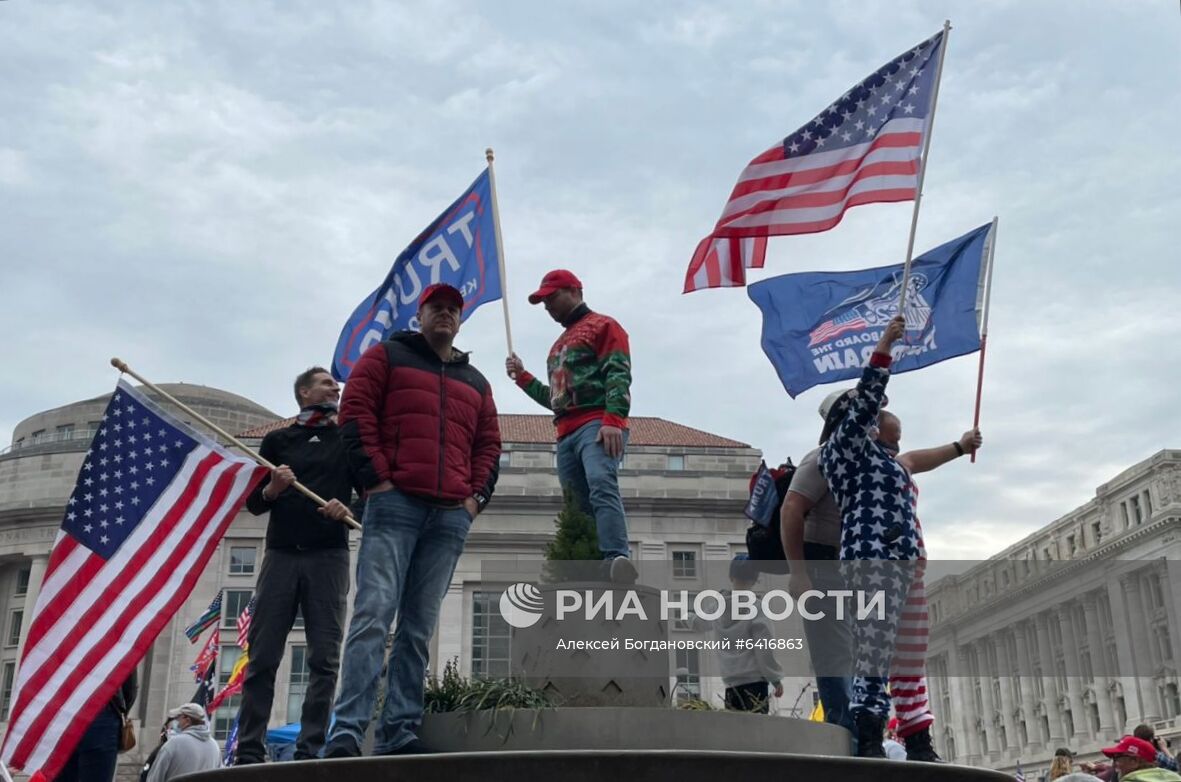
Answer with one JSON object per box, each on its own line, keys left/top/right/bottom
{"left": 1041, "top": 729, "right": 1181, "bottom": 782}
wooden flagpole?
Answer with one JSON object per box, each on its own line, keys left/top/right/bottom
{"left": 485, "top": 148, "right": 515, "bottom": 364}
{"left": 970, "top": 216, "right": 999, "bottom": 464}
{"left": 898, "top": 19, "right": 953, "bottom": 316}
{"left": 109, "top": 358, "right": 361, "bottom": 529}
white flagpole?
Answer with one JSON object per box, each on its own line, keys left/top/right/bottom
{"left": 898, "top": 19, "right": 952, "bottom": 316}
{"left": 970, "top": 216, "right": 1000, "bottom": 464}
{"left": 485, "top": 148, "right": 515, "bottom": 359}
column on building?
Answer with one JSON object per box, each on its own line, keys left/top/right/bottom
{"left": 1013, "top": 621, "right": 1040, "bottom": 754}
{"left": 976, "top": 639, "right": 999, "bottom": 761}
{"left": 14, "top": 554, "right": 48, "bottom": 665}
{"left": 1035, "top": 611, "right": 1066, "bottom": 746}
{"left": 1083, "top": 594, "right": 1115, "bottom": 735}
{"left": 1120, "top": 570, "right": 1160, "bottom": 722}
{"left": 955, "top": 645, "right": 982, "bottom": 765}
{"left": 1057, "top": 603, "right": 1089, "bottom": 742}
{"left": 1107, "top": 577, "right": 1143, "bottom": 728}
{"left": 992, "top": 633, "right": 1019, "bottom": 756}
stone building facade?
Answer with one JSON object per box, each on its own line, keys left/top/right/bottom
{"left": 925, "top": 449, "right": 1181, "bottom": 777}
{"left": 0, "top": 384, "right": 801, "bottom": 773}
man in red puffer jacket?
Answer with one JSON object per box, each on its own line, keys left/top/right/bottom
{"left": 325, "top": 282, "right": 501, "bottom": 758}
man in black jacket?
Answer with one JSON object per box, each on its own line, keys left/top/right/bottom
{"left": 233, "top": 367, "right": 356, "bottom": 764}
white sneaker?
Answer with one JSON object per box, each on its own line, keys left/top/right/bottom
{"left": 609, "top": 556, "right": 638, "bottom": 585}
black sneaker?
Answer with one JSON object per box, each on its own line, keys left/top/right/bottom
{"left": 324, "top": 734, "right": 362, "bottom": 759}
{"left": 903, "top": 727, "right": 944, "bottom": 763}
{"left": 379, "top": 739, "right": 434, "bottom": 756}
{"left": 852, "top": 710, "right": 886, "bottom": 758}
{"left": 609, "top": 556, "right": 638, "bottom": 585}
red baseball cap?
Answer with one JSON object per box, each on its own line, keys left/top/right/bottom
{"left": 528, "top": 269, "right": 582, "bottom": 304}
{"left": 1101, "top": 736, "right": 1156, "bottom": 762}
{"left": 419, "top": 283, "right": 464, "bottom": 310}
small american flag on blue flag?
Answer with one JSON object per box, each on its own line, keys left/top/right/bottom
{"left": 0, "top": 380, "right": 267, "bottom": 781}
{"left": 809, "top": 310, "right": 870, "bottom": 346}
{"left": 236, "top": 595, "right": 255, "bottom": 649}
{"left": 685, "top": 29, "right": 946, "bottom": 292}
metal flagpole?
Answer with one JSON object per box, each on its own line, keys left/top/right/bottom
{"left": 485, "top": 148, "right": 515, "bottom": 363}
{"left": 109, "top": 358, "right": 361, "bottom": 529}
{"left": 970, "top": 216, "right": 999, "bottom": 464}
{"left": 898, "top": 19, "right": 952, "bottom": 316}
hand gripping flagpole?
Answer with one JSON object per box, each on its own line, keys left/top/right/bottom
{"left": 109, "top": 358, "right": 361, "bottom": 529}
{"left": 485, "top": 148, "right": 515, "bottom": 370}
{"left": 898, "top": 19, "right": 952, "bottom": 317}
{"left": 970, "top": 216, "right": 999, "bottom": 464}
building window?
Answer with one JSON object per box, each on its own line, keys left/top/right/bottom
{"left": 1130, "top": 496, "right": 1142, "bottom": 525}
{"left": 293, "top": 607, "right": 304, "bottom": 629}
{"left": 14, "top": 567, "right": 30, "bottom": 597}
{"left": 55, "top": 424, "right": 75, "bottom": 441}
{"left": 675, "top": 648, "right": 700, "bottom": 700}
{"left": 1092, "top": 521, "right": 1102, "bottom": 546}
{"left": 6, "top": 610, "right": 23, "bottom": 647}
{"left": 672, "top": 592, "right": 698, "bottom": 632}
{"left": 1067, "top": 535, "right": 1077, "bottom": 556}
{"left": 498, "top": 451, "right": 512, "bottom": 468}
{"left": 228, "top": 547, "right": 257, "bottom": 576}
{"left": 222, "top": 590, "right": 253, "bottom": 628}
{"left": 471, "top": 591, "right": 512, "bottom": 680}
{"left": 31, "top": 430, "right": 46, "bottom": 444}
{"left": 212, "top": 695, "right": 241, "bottom": 740}
{"left": 672, "top": 550, "right": 697, "bottom": 579}
{"left": 287, "top": 645, "right": 309, "bottom": 724}
{"left": 666, "top": 454, "right": 685, "bottom": 471}
{"left": 0, "top": 662, "right": 13, "bottom": 720}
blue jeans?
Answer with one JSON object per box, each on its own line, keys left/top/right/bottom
{"left": 328, "top": 489, "right": 471, "bottom": 753}
{"left": 55, "top": 704, "right": 121, "bottom": 782}
{"left": 556, "top": 420, "right": 629, "bottom": 560}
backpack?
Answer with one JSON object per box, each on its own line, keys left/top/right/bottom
{"left": 745, "top": 459, "right": 796, "bottom": 561}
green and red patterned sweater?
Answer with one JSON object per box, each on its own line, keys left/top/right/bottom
{"left": 515, "top": 304, "right": 632, "bottom": 438}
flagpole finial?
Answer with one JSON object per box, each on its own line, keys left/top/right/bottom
{"left": 110, "top": 357, "right": 128, "bottom": 373}
{"left": 485, "top": 147, "right": 495, "bottom": 163}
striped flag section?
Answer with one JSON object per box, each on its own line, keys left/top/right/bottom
{"left": 235, "top": 596, "right": 255, "bottom": 649}
{"left": 0, "top": 380, "right": 267, "bottom": 781}
{"left": 684, "top": 29, "right": 945, "bottom": 293}
{"left": 184, "top": 590, "right": 223, "bottom": 642}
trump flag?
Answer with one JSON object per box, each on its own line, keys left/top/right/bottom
{"left": 331, "top": 168, "right": 503, "bottom": 381}
{"left": 748, "top": 221, "right": 995, "bottom": 398}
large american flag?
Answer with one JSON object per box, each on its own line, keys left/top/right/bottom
{"left": 684, "top": 29, "right": 945, "bottom": 293}
{"left": 0, "top": 380, "right": 267, "bottom": 780}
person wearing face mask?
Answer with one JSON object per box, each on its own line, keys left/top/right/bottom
{"left": 144, "top": 704, "right": 219, "bottom": 782}
{"left": 818, "top": 315, "right": 983, "bottom": 761}
{"left": 233, "top": 367, "right": 359, "bottom": 765}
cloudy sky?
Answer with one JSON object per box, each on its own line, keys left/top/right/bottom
{"left": 2, "top": 1, "right": 1178, "bottom": 559}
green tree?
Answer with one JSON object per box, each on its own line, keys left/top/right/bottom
{"left": 544, "top": 492, "right": 600, "bottom": 579}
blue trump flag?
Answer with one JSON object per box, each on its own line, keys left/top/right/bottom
{"left": 331, "top": 168, "right": 503, "bottom": 380}
{"left": 748, "top": 222, "right": 995, "bottom": 398}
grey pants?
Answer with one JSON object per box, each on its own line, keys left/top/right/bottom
{"left": 235, "top": 547, "right": 349, "bottom": 762}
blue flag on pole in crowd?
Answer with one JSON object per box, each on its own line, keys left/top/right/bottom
{"left": 748, "top": 222, "right": 995, "bottom": 398}
{"left": 331, "top": 168, "right": 503, "bottom": 380}
{"left": 744, "top": 461, "right": 780, "bottom": 528}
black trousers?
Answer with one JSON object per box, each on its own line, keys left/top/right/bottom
{"left": 235, "top": 548, "right": 349, "bottom": 763}
{"left": 725, "top": 681, "right": 770, "bottom": 714}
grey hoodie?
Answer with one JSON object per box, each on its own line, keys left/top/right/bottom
{"left": 144, "top": 723, "right": 220, "bottom": 782}
{"left": 691, "top": 591, "right": 786, "bottom": 688}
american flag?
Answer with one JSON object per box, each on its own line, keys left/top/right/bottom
{"left": 189, "top": 626, "right": 220, "bottom": 682}
{"left": 184, "top": 589, "right": 223, "bottom": 642}
{"left": 0, "top": 380, "right": 267, "bottom": 780}
{"left": 809, "top": 310, "right": 870, "bottom": 346}
{"left": 684, "top": 29, "right": 945, "bottom": 293}
{"left": 235, "top": 595, "right": 255, "bottom": 649}
{"left": 1014, "top": 761, "right": 1025, "bottom": 782}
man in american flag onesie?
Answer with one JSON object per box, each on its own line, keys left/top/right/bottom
{"left": 819, "top": 316, "right": 982, "bottom": 760}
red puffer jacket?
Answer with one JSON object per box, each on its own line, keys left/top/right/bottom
{"left": 339, "top": 331, "right": 501, "bottom": 504}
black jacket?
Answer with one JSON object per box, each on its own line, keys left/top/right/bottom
{"left": 246, "top": 423, "right": 359, "bottom": 550}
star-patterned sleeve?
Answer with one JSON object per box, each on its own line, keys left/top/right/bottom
{"left": 825, "top": 354, "right": 892, "bottom": 461}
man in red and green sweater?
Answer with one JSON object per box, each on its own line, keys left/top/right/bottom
{"left": 506, "top": 269, "right": 637, "bottom": 583}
